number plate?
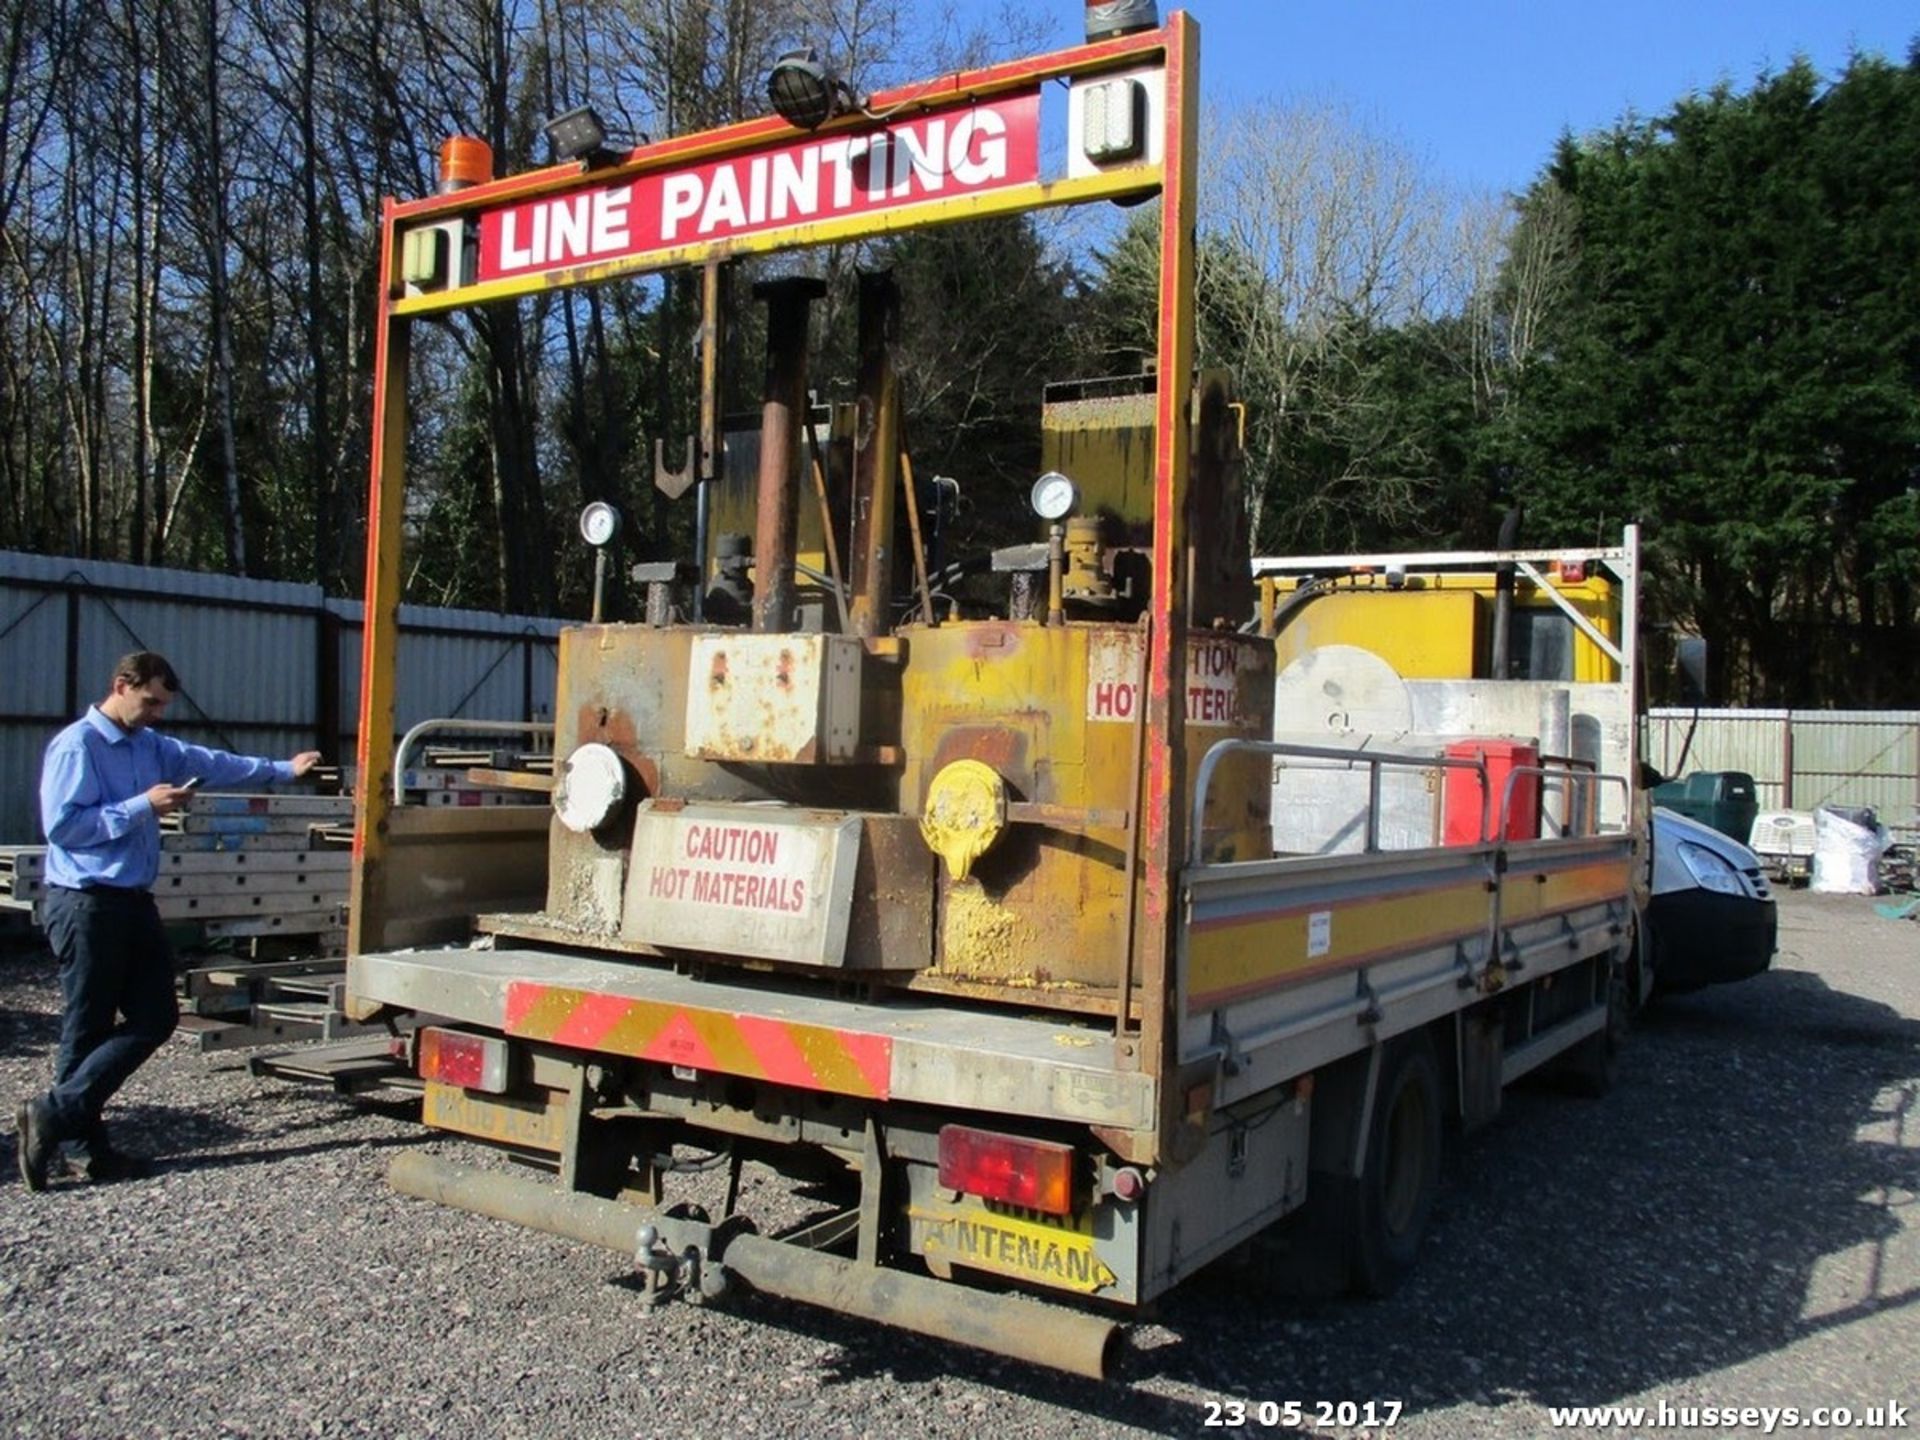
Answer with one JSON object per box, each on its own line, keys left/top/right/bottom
{"left": 422, "top": 1081, "right": 567, "bottom": 1153}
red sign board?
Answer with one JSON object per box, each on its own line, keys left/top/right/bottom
{"left": 476, "top": 90, "right": 1042, "bottom": 283}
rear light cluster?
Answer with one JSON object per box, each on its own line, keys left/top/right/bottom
{"left": 417, "top": 1027, "right": 510, "bottom": 1094}
{"left": 937, "top": 1125, "right": 1075, "bottom": 1215}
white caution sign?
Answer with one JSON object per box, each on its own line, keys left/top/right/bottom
{"left": 1087, "top": 633, "right": 1248, "bottom": 728}
{"left": 622, "top": 802, "right": 860, "bottom": 965}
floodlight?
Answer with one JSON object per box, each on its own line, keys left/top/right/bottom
{"left": 768, "top": 49, "right": 855, "bottom": 131}
{"left": 545, "top": 105, "right": 615, "bottom": 165}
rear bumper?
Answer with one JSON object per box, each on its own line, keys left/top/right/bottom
{"left": 347, "top": 945, "right": 1156, "bottom": 1131}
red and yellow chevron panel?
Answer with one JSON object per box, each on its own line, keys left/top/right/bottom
{"left": 503, "top": 982, "right": 893, "bottom": 1098}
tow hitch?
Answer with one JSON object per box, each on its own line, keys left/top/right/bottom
{"left": 634, "top": 1220, "right": 729, "bottom": 1305}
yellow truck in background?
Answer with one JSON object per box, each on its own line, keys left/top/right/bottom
{"left": 340, "top": 12, "right": 1653, "bottom": 1377}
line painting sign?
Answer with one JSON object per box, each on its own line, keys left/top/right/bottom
{"left": 477, "top": 91, "right": 1042, "bottom": 283}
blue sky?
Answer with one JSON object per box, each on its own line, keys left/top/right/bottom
{"left": 994, "top": 1, "right": 1917, "bottom": 194}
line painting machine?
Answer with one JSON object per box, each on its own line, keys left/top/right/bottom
{"left": 343, "top": 5, "right": 1647, "bottom": 1378}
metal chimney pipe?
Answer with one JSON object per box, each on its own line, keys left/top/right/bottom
{"left": 750, "top": 276, "right": 826, "bottom": 633}
{"left": 848, "top": 271, "right": 901, "bottom": 637}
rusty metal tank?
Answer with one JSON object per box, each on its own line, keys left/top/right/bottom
{"left": 899, "top": 619, "right": 1272, "bottom": 1004}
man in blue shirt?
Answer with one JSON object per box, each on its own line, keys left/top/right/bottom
{"left": 16, "top": 650, "right": 321, "bottom": 1190}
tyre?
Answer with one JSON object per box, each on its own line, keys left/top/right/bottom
{"left": 1562, "top": 963, "right": 1630, "bottom": 1098}
{"left": 1351, "top": 1034, "right": 1443, "bottom": 1298}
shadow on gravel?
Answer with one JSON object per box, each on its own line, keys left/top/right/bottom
{"left": 101, "top": 1096, "right": 427, "bottom": 1174}
{"left": 0, "top": 1002, "right": 61, "bottom": 1056}
{"left": 708, "top": 1292, "right": 1220, "bottom": 1433}
{"left": 0, "top": 950, "right": 61, "bottom": 1057}
{"left": 1131, "top": 964, "right": 1920, "bottom": 1431}
{"left": 152, "top": 1130, "right": 420, "bottom": 1174}
{"left": 2, "top": 1096, "right": 425, "bottom": 1188}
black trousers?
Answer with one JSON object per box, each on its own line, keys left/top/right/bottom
{"left": 41, "top": 885, "right": 179, "bottom": 1142}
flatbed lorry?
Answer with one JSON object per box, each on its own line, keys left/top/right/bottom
{"left": 342, "top": 10, "right": 1652, "bottom": 1378}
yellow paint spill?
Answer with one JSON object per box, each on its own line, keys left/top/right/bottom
{"left": 939, "top": 881, "right": 1040, "bottom": 981}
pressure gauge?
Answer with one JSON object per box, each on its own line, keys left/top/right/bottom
{"left": 1030, "top": 471, "right": 1079, "bottom": 522}
{"left": 579, "top": 500, "right": 622, "bottom": 548}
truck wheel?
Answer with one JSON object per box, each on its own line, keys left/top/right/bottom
{"left": 1563, "top": 968, "right": 1629, "bottom": 1098}
{"left": 1351, "top": 1036, "right": 1442, "bottom": 1298}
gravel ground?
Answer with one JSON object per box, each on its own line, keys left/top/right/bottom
{"left": 3, "top": 890, "right": 1916, "bottom": 1439}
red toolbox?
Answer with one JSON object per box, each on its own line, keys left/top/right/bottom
{"left": 1444, "top": 739, "right": 1540, "bottom": 844}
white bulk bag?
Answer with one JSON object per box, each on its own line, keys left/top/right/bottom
{"left": 1811, "top": 806, "right": 1889, "bottom": 895}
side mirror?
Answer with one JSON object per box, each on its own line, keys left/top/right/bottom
{"left": 1675, "top": 636, "right": 1709, "bottom": 707}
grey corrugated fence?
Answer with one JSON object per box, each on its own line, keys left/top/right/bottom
{"left": 1647, "top": 707, "right": 1920, "bottom": 834}
{"left": 0, "top": 552, "right": 562, "bottom": 844}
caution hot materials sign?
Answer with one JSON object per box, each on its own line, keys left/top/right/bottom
{"left": 1087, "top": 633, "right": 1248, "bottom": 727}
{"left": 621, "top": 801, "right": 862, "bottom": 966}
{"left": 477, "top": 90, "right": 1041, "bottom": 284}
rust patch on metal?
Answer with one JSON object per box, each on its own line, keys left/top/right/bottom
{"left": 962, "top": 622, "right": 1024, "bottom": 660}
{"left": 927, "top": 726, "right": 1031, "bottom": 791}
{"left": 630, "top": 755, "right": 660, "bottom": 798}
{"left": 578, "top": 703, "right": 639, "bottom": 750}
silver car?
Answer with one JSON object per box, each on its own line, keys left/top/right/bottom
{"left": 1647, "top": 807, "right": 1778, "bottom": 992}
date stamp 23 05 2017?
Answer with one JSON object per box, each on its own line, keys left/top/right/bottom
{"left": 1203, "top": 1399, "right": 1403, "bottom": 1431}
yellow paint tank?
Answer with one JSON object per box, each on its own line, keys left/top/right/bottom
{"left": 1269, "top": 572, "right": 1620, "bottom": 684}
{"left": 899, "top": 620, "right": 1273, "bottom": 998}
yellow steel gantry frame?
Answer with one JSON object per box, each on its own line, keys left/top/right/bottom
{"left": 349, "top": 18, "right": 1201, "bottom": 1110}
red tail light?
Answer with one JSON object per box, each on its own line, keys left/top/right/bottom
{"left": 417, "top": 1027, "right": 510, "bottom": 1094}
{"left": 938, "top": 1125, "right": 1075, "bottom": 1215}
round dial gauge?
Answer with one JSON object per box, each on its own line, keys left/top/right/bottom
{"left": 579, "top": 500, "right": 622, "bottom": 548}
{"left": 1029, "top": 471, "right": 1078, "bottom": 522}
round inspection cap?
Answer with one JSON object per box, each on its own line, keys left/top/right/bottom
{"left": 554, "top": 742, "right": 627, "bottom": 833}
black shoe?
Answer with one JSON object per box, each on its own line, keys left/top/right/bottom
{"left": 15, "top": 1099, "right": 56, "bottom": 1192}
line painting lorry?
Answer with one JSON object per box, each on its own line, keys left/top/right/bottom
{"left": 343, "top": 9, "right": 1653, "bottom": 1379}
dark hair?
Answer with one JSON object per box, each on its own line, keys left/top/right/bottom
{"left": 113, "top": 651, "right": 180, "bottom": 692}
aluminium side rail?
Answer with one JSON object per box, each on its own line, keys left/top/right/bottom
{"left": 391, "top": 717, "right": 556, "bottom": 804}
{"left": 1494, "top": 763, "right": 1630, "bottom": 841}
{"left": 1190, "top": 739, "right": 1491, "bottom": 865}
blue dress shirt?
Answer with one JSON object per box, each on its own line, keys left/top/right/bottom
{"left": 39, "top": 707, "right": 295, "bottom": 891}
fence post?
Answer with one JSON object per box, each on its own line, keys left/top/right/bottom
{"left": 522, "top": 633, "right": 534, "bottom": 727}
{"left": 63, "top": 584, "right": 81, "bottom": 718}
{"left": 1782, "top": 711, "right": 1795, "bottom": 810}
{"left": 317, "top": 605, "right": 343, "bottom": 761}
